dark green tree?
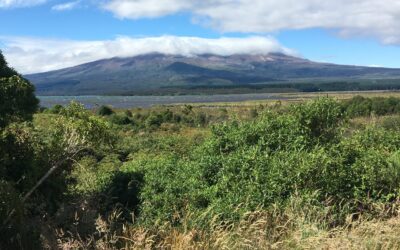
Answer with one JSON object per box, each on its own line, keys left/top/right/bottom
{"left": 0, "top": 50, "right": 18, "bottom": 78}
{"left": 0, "top": 51, "right": 39, "bottom": 127}
{"left": 97, "top": 105, "right": 114, "bottom": 116}
{"left": 0, "top": 51, "right": 40, "bottom": 248}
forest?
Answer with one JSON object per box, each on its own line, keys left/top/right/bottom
{"left": 2, "top": 51, "right": 400, "bottom": 249}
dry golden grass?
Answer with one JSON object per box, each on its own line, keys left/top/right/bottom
{"left": 104, "top": 215, "right": 400, "bottom": 250}
{"left": 56, "top": 195, "right": 400, "bottom": 250}
{"left": 299, "top": 216, "right": 400, "bottom": 250}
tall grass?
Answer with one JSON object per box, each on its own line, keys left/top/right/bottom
{"left": 56, "top": 193, "right": 400, "bottom": 250}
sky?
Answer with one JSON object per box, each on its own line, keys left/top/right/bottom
{"left": 1, "top": 0, "right": 400, "bottom": 73}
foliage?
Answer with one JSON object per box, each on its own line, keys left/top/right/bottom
{"left": 343, "top": 95, "right": 400, "bottom": 117}
{"left": 290, "top": 97, "right": 345, "bottom": 143}
{"left": 105, "top": 107, "right": 212, "bottom": 130}
{"left": 249, "top": 108, "right": 258, "bottom": 118}
{"left": 48, "top": 104, "right": 64, "bottom": 114}
{"left": 0, "top": 123, "right": 38, "bottom": 192}
{"left": 0, "top": 53, "right": 42, "bottom": 247}
{"left": 0, "top": 52, "right": 38, "bottom": 127}
{"left": 0, "top": 50, "right": 18, "bottom": 78}
{"left": 4, "top": 89, "right": 400, "bottom": 248}
{"left": 0, "top": 76, "right": 39, "bottom": 127}
{"left": 97, "top": 105, "right": 115, "bottom": 116}
{"left": 381, "top": 115, "right": 400, "bottom": 131}
{"left": 124, "top": 98, "right": 400, "bottom": 224}
{"left": 109, "top": 113, "right": 133, "bottom": 125}
{"left": 124, "top": 154, "right": 205, "bottom": 224}
{"left": 69, "top": 155, "right": 121, "bottom": 195}
{"left": 0, "top": 101, "right": 115, "bottom": 247}
{"left": 40, "top": 102, "right": 114, "bottom": 160}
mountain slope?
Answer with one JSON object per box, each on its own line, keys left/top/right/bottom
{"left": 26, "top": 53, "right": 400, "bottom": 95}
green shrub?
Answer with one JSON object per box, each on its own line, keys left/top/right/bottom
{"left": 49, "top": 104, "right": 64, "bottom": 114}
{"left": 124, "top": 110, "right": 133, "bottom": 117}
{"left": 97, "top": 105, "right": 115, "bottom": 116}
{"left": 130, "top": 98, "right": 400, "bottom": 225}
{"left": 249, "top": 108, "right": 258, "bottom": 118}
{"left": 195, "top": 112, "right": 208, "bottom": 127}
{"left": 0, "top": 180, "right": 22, "bottom": 223}
{"left": 145, "top": 113, "right": 163, "bottom": 129}
{"left": 69, "top": 155, "right": 121, "bottom": 195}
{"left": 110, "top": 113, "right": 132, "bottom": 125}
{"left": 343, "top": 95, "right": 400, "bottom": 117}
{"left": 0, "top": 179, "right": 42, "bottom": 249}
{"left": 290, "top": 97, "right": 345, "bottom": 143}
{"left": 0, "top": 76, "right": 39, "bottom": 128}
{"left": 381, "top": 115, "right": 400, "bottom": 131}
{"left": 101, "top": 171, "right": 144, "bottom": 216}
{"left": 160, "top": 109, "right": 174, "bottom": 122}
{"left": 125, "top": 154, "right": 205, "bottom": 224}
{"left": 182, "top": 105, "right": 193, "bottom": 115}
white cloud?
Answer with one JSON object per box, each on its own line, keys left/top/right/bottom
{"left": 104, "top": 0, "right": 190, "bottom": 19}
{"left": 51, "top": 0, "right": 80, "bottom": 11}
{"left": 0, "top": 35, "right": 293, "bottom": 74}
{"left": 103, "top": 0, "right": 400, "bottom": 45}
{"left": 0, "top": 0, "right": 46, "bottom": 8}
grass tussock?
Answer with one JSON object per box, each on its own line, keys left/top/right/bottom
{"left": 56, "top": 194, "right": 400, "bottom": 250}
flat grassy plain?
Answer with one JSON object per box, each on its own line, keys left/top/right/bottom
{"left": 182, "top": 90, "right": 400, "bottom": 106}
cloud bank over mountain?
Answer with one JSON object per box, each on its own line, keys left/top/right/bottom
{"left": 1, "top": 35, "right": 293, "bottom": 73}
{"left": 2, "top": 0, "right": 400, "bottom": 72}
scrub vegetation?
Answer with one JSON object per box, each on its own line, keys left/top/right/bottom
{"left": 2, "top": 51, "right": 400, "bottom": 249}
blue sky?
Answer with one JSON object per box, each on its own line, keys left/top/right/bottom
{"left": 1, "top": 0, "right": 400, "bottom": 73}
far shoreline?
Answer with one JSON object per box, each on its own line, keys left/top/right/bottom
{"left": 37, "top": 90, "right": 400, "bottom": 109}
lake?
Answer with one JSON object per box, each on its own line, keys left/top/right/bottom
{"left": 38, "top": 93, "right": 291, "bottom": 109}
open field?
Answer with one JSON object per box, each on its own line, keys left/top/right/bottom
{"left": 180, "top": 90, "right": 400, "bottom": 107}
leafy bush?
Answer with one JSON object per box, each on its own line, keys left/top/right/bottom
{"left": 110, "top": 113, "right": 132, "bottom": 125}
{"left": 381, "top": 115, "right": 400, "bottom": 131}
{"left": 0, "top": 50, "right": 18, "bottom": 77}
{"left": 128, "top": 98, "right": 400, "bottom": 224}
{"left": 49, "top": 104, "right": 64, "bottom": 114}
{"left": 123, "top": 154, "right": 205, "bottom": 224}
{"left": 97, "top": 105, "right": 115, "bottom": 116}
{"left": 0, "top": 53, "right": 42, "bottom": 247}
{"left": 69, "top": 155, "right": 121, "bottom": 195}
{"left": 0, "top": 76, "right": 39, "bottom": 127}
{"left": 343, "top": 95, "right": 400, "bottom": 117}
{"left": 124, "top": 110, "right": 133, "bottom": 117}
{"left": 249, "top": 108, "right": 258, "bottom": 118}
{"left": 0, "top": 180, "right": 22, "bottom": 225}
{"left": 290, "top": 97, "right": 345, "bottom": 143}
{"left": 145, "top": 113, "right": 164, "bottom": 129}
{"left": 101, "top": 171, "right": 144, "bottom": 216}
{"left": 0, "top": 180, "right": 41, "bottom": 249}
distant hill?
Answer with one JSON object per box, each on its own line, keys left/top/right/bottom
{"left": 25, "top": 53, "right": 400, "bottom": 95}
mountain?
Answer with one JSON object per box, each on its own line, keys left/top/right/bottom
{"left": 26, "top": 53, "right": 400, "bottom": 95}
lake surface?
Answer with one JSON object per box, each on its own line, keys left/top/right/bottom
{"left": 38, "top": 94, "right": 291, "bottom": 109}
